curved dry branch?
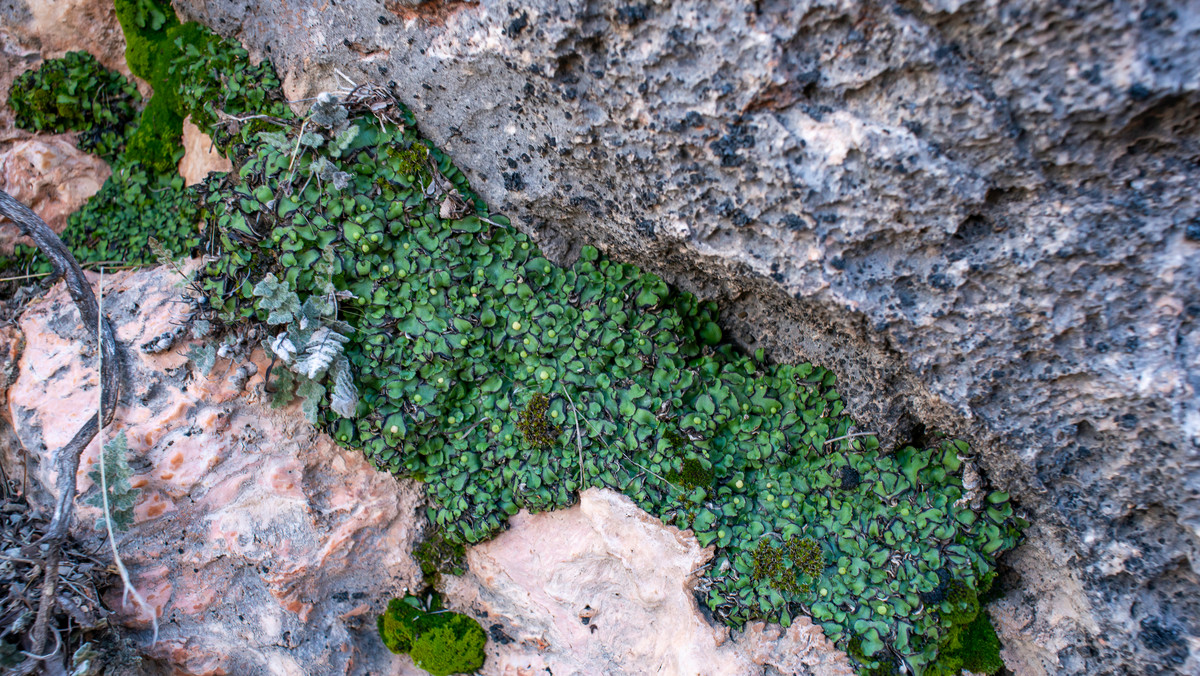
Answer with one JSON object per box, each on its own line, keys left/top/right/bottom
{"left": 0, "top": 190, "right": 122, "bottom": 542}
{"left": 1, "top": 190, "right": 125, "bottom": 667}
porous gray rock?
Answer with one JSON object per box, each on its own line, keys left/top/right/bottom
{"left": 163, "top": 0, "right": 1200, "bottom": 672}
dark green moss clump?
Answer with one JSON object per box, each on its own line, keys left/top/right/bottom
{"left": 378, "top": 595, "right": 486, "bottom": 676}
{"left": 516, "top": 393, "right": 558, "bottom": 449}
{"left": 751, "top": 535, "right": 824, "bottom": 595}
{"left": 7, "top": 51, "right": 141, "bottom": 161}
{"left": 413, "top": 529, "right": 467, "bottom": 589}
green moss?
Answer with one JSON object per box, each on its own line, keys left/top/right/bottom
{"left": 113, "top": 0, "right": 184, "bottom": 171}
{"left": 750, "top": 535, "right": 824, "bottom": 595}
{"left": 955, "top": 611, "right": 1005, "bottom": 674}
{"left": 7, "top": 51, "right": 142, "bottom": 161}
{"left": 378, "top": 595, "right": 486, "bottom": 676}
{"left": 666, "top": 457, "right": 714, "bottom": 490}
{"left": 942, "top": 579, "right": 981, "bottom": 626}
{"left": 516, "top": 393, "right": 557, "bottom": 449}
{"left": 123, "top": 94, "right": 184, "bottom": 174}
{"left": 413, "top": 529, "right": 466, "bottom": 589}
{"left": 113, "top": 0, "right": 179, "bottom": 78}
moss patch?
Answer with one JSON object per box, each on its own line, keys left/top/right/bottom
{"left": 378, "top": 594, "right": 486, "bottom": 676}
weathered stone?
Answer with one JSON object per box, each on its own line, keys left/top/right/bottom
{"left": 169, "top": 1, "right": 1200, "bottom": 671}
{"left": 0, "top": 266, "right": 427, "bottom": 675}
{"left": 444, "top": 488, "right": 853, "bottom": 676}
{"left": 179, "top": 115, "right": 233, "bottom": 186}
{"left": 0, "top": 136, "right": 111, "bottom": 244}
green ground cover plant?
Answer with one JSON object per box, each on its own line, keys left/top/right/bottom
{"left": 7, "top": 50, "right": 141, "bottom": 161}
{"left": 4, "top": 9, "right": 1022, "bottom": 673}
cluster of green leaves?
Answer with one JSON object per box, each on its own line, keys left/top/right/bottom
{"left": 7, "top": 51, "right": 142, "bottom": 161}
{"left": 188, "top": 100, "right": 1024, "bottom": 672}
{"left": 378, "top": 595, "right": 486, "bottom": 676}
{"left": 0, "top": 20, "right": 289, "bottom": 278}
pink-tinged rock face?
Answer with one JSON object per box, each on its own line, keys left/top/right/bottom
{"left": 179, "top": 116, "right": 233, "bottom": 187}
{"left": 0, "top": 266, "right": 426, "bottom": 675}
{"left": 0, "top": 136, "right": 111, "bottom": 245}
{"left": 444, "top": 488, "right": 854, "bottom": 676}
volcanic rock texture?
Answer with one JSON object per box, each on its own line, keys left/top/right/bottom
{"left": 166, "top": 0, "right": 1200, "bottom": 673}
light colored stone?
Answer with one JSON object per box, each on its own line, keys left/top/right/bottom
{"left": 2, "top": 0, "right": 132, "bottom": 80}
{"left": 0, "top": 265, "right": 426, "bottom": 675}
{"left": 179, "top": 115, "right": 233, "bottom": 186}
{"left": 445, "top": 488, "right": 853, "bottom": 676}
{"left": 0, "top": 136, "right": 110, "bottom": 245}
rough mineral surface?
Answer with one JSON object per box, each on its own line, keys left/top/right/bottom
{"left": 0, "top": 135, "right": 110, "bottom": 241}
{"left": 179, "top": 115, "right": 233, "bottom": 186}
{"left": 160, "top": 0, "right": 1200, "bottom": 672}
{"left": 0, "top": 267, "right": 428, "bottom": 675}
{"left": 444, "top": 488, "right": 854, "bottom": 676}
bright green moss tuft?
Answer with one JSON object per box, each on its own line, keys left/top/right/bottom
{"left": 113, "top": 0, "right": 184, "bottom": 170}
{"left": 666, "top": 457, "right": 714, "bottom": 489}
{"left": 942, "top": 579, "right": 981, "bottom": 626}
{"left": 955, "top": 611, "right": 1005, "bottom": 674}
{"left": 378, "top": 595, "right": 486, "bottom": 676}
{"left": 123, "top": 94, "right": 184, "bottom": 174}
{"left": 7, "top": 51, "right": 142, "bottom": 161}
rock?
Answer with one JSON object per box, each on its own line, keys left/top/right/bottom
{"left": 0, "top": 265, "right": 427, "bottom": 675}
{"left": 179, "top": 115, "right": 233, "bottom": 186}
{"left": 170, "top": 0, "right": 1200, "bottom": 671}
{"left": 443, "top": 488, "right": 853, "bottom": 676}
{"left": 0, "top": 136, "right": 111, "bottom": 245}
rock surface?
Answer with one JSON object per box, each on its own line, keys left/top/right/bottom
{"left": 165, "top": 0, "right": 1200, "bottom": 671}
{"left": 179, "top": 115, "right": 233, "bottom": 186}
{"left": 445, "top": 488, "right": 853, "bottom": 676}
{"left": 0, "top": 266, "right": 428, "bottom": 675}
{"left": 0, "top": 135, "right": 111, "bottom": 243}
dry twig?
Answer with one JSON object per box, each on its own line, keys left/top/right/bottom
{"left": 0, "top": 190, "right": 123, "bottom": 666}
